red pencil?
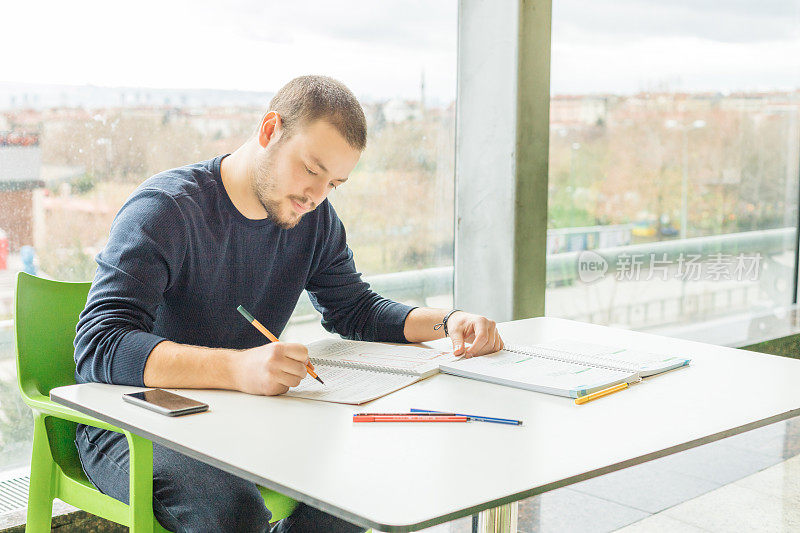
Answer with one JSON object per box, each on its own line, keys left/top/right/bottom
{"left": 353, "top": 412, "right": 458, "bottom": 417}
{"left": 353, "top": 415, "right": 468, "bottom": 423}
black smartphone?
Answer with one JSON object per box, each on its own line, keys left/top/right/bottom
{"left": 122, "top": 389, "right": 208, "bottom": 417}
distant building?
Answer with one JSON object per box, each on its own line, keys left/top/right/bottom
{"left": 0, "top": 132, "right": 83, "bottom": 251}
{"left": 0, "top": 132, "right": 43, "bottom": 250}
{"left": 550, "top": 95, "right": 609, "bottom": 128}
{"left": 547, "top": 224, "right": 633, "bottom": 255}
{"left": 382, "top": 99, "right": 423, "bottom": 123}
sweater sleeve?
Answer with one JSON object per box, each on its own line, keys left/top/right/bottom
{"left": 74, "top": 189, "right": 187, "bottom": 386}
{"left": 305, "top": 204, "right": 415, "bottom": 343}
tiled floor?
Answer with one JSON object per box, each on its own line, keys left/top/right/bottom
{"left": 417, "top": 417, "right": 800, "bottom": 533}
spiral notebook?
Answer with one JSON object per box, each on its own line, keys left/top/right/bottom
{"left": 283, "top": 338, "right": 690, "bottom": 404}
{"left": 283, "top": 338, "right": 457, "bottom": 404}
{"left": 438, "top": 338, "right": 691, "bottom": 398}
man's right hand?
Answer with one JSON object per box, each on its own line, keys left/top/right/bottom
{"left": 143, "top": 339, "right": 309, "bottom": 395}
{"left": 232, "top": 342, "right": 309, "bottom": 396}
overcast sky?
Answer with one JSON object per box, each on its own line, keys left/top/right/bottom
{"left": 3, "top": 0, "right": 798, "bottom": 101}
{"left": 552, "top": 0, "right": 800, "bottom": 94}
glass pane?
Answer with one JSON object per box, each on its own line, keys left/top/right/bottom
{"left": 0, "top": 0, "right": 456, "bottom": 474}
{"left": 546, "top": 1, "right": 800, "bottom": 346}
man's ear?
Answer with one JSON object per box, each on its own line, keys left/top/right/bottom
{"left": 257, "top": 111, "right": 283, "bottom": 148}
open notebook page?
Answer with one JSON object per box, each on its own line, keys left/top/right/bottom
{"left": 439, "top": 349, "right": 636, "bottom": 398}
{"left": 535, "top": 339, "right": 691, "bottom": 377}
{"left": 307, "top": 338, "right": 457, "bottom": 377}
{"left": 283, "top": 365, "right": 421, "bottom": 405}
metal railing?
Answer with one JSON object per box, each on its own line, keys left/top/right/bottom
{"left": 0, "top": 227, "right": 795, "bottom": 352}
{"left": 289, "top": 265, "right": 453, "bottom": 321}
{"left": 546, "top": 227, "right": 794, "bottom": 285}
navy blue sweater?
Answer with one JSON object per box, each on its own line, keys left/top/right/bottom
{"left": 74, "top": 155, "right": 414, "bottom": 386}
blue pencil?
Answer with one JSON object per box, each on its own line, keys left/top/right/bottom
{"left": 410, "top": 408, "right": 522, "bottom": 426}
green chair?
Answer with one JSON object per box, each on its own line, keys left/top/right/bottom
{"left": 14, "top": 272, "right": 298, "bottom": 532}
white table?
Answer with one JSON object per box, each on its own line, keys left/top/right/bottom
{"left": 50, "top": 318, "right": 800, "bottom": 532}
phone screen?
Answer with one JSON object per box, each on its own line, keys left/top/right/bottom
{"left": 124, "top": 389, "right": 208, "bottom": 415}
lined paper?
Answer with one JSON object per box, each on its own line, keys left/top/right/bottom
{"left": 307, "top": 338, "right": 456, "bottom": 377}
{"left": 284, "top": 365, "right": 422, "bottom": 404}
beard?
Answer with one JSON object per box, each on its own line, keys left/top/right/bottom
{"left": 251, "top": 144, "right": 311, "bottom": 230}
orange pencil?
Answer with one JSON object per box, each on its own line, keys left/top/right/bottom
{"left": 574, "top": 382, "right": 627, "bottom": 405}
{"left": 237, "top": 305, "right": 324, "bottom": 385}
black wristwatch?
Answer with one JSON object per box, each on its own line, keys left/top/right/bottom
{"left": 433, "top": 309, "right": 461, "bottom": 337}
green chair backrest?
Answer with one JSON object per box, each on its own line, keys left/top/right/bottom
{"left": 15, "top": 272, "right": 91, "bottom": 400}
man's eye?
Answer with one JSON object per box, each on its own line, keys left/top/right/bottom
{"left": 329, "top": 182, "right": 338, "bottom": 189}
{"left": 305, "top": 166, "right": 317, "bottom": 176}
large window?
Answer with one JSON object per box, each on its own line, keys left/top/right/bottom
{"left": 546, "top": 0, "right": 800, "bottom": 346}
{"left": 0, "top": 1, "right": 456, "bottom": 476}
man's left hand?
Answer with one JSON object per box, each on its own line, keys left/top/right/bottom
{"left": 446, "top": 312, "right": 504, "bottom": 358}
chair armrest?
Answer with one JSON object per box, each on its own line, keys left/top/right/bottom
{"left": 35, "top": 392, "right": 154, "bottom": 457}
{"left": 25, "top": 392, "right": 124, "bottom": 434}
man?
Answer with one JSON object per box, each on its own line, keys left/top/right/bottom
{"left": 74, "top": 75, "right": 504, "bottom": 532}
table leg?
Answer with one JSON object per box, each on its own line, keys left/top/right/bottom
{"left": 474, "top": 502, "right": 518, "bottom": 533}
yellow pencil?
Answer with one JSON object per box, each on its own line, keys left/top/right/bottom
{"left": 574, "top": 382, "right": 628, "bottom": 405}
{"left": 237, "top": 305, "right": 324, "bottom": 385}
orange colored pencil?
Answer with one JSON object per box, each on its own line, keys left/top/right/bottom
{"left": 574, "top": 382, "right": 627, "bottom": 405}
{"left": 237, "top": 305, "right": 324, "bottom": 385}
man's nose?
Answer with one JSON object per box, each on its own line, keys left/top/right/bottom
{"left": 305, "top": 180, "right": 327, "bottom": 205}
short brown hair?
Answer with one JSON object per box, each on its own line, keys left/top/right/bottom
{"left": 266, "top": 75, "right": 367, "bottom": 151}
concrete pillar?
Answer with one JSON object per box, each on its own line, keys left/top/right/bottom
{"left": 455, "top": 0, "right": 552, "bottom": 321}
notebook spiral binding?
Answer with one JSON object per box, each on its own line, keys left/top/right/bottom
{"left": 308, "top": 358, "right": 416, "bottom": 376}
{"left": 502, "top": 345, "right": 640, "bottom": 374}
